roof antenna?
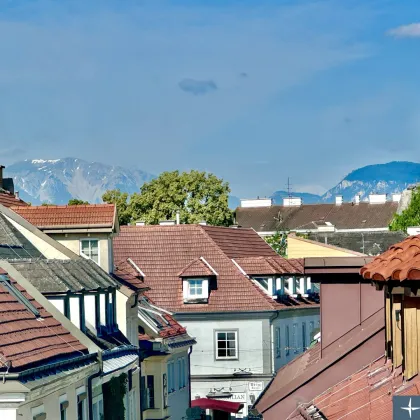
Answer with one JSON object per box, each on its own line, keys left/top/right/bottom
{"left": 287, "top": 177, "right": 293, "bottom": 198}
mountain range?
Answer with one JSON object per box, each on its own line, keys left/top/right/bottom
{"left": 4, "top": 159, "right": 420, "bottom": 207}
{"left": 271, "top": 161, "right": 420, "bottom": 205}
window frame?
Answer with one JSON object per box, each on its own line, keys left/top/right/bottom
{"left": 59, "top": 395, "right": 68, "bottom": 420}
{"left": 302, "top": 322, "right": 307, "bottom": 351}
{"left": 275, "top": 327, "right": 281, "bottom": 358}
{"left": 285, "top": 325, "right": 290, "bottom": 356}
{"left": 188, "top": 279, "right": 204, "bottom": 297}
{"left": 80, "top": 238, "right": 100, "bottom": 265}
{"left": 214, "top": 329, "right": 239, "bottom": 360}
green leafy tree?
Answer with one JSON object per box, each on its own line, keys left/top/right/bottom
{"left": 264, "top": 231, "right": 288, "bottom": 257}
{"left": 129, "top": 170, "right": 233, "bottom": 226}
{"left": 68, "top": 198, "right": 89, "bottom": 205}
{"left": 390, "top": 187, "right": 420, "bottom": 232}
{"left": 102, "top": 189, "right": 131, "bottom": 225}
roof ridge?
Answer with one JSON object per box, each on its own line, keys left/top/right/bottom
{"left": 198, "top": 225, "right": 278, "bottom": 310}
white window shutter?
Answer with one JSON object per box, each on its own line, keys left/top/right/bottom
{"left": 183, "top": 280, "right": 189, "bottom": 299}
{"left": 202, "top": 279, "right": 209, "bottom": 299}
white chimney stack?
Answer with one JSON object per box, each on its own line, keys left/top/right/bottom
{"left": 369, "top": 194, "right": 387, "bottom": 204}
{"left": 335, "top": 196, "right": 343, "bottom": 206}
{"left": 135, "top": 221, "right": 145, "bottom": 226}
{"left": 240, "top": 198, "right": 272, "bottom": 208}
{"left": 176, "top": 211, "right": 180, "bottom": 225}
{"left": 159, "top": 220, "right": 176, "bottom": 226}
{"left": 283, "top": 197, "right": 302, "bottom": 207}
{"left": 354, "top": 195, "right": 360, "bottom": 205}
{"left": 15, "top": 191, "right": 19, "bottom": 200}
{"left": 392, "top": 193, "right": 402, "bottom": 203}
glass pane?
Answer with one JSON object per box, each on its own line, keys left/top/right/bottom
{"left": 218, "top": 340, "right": 227, "bottom": 349}
{"left": 91, "top": 240, "right": 99, "bottom": 252}
{"left": 227, "top": 348, "right": 236, "bottom": 357}
{"left": 218, "top": 332, "right": 226, "bottom": 340}
{"left": 227, "top": 332, "right": 236, "bottom": 340}
{"left": 218, "top": 348, "right": 226, "bottom": 357}
{"left": 227, "top": 340, "right": 236, "bottom": 349}
{"left": 81, "top": 241, "right": 90, "bottom": 253}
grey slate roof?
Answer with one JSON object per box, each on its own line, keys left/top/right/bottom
{"left": 0, "top": 214, "right": 44, "bottom": 260}
{"left": 10, "top": 258, "right": 118, "bottom": 293}
{"left": 306, "top": 231, "right": 408, "bottom": 256}
{"left": 235, "top": 202, "right": 398, "bottom": 232}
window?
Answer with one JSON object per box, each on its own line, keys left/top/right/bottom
{"left": 80, "top": 239, "right": 99, "bottom": 264}
{"left": 163, "top": 373, "right": 168, "bottom": 408}
{"left": 275, "top": 327, "right": 281, "bottom": 358}
{"left": 147, "top": 375, "right": 155, "bottom": 408}
{"left": 302, "top": 322, "right": 307, "bottom": 350}
{"left": 32, "top": 405, "right": 46, "bottom": 420}
{"left": 77, "top": 387, "right": 87, "bottom": 420}
{"left": 92, "top": 395, "right": 104, "bottom": 420}
{"left": 189, "top": 279, "right": 203, "bottom": 296}
{"left": 59, "top": 395, "right": 68, "bottom": 420}
{"left": 309, "top": 321, "right": 315, "bottom": 341}
{"left": 168, "top": 361, "right": 175, "bottom": 393}
{"left": 293, "top": 323, "right": 298, "bottom": 354}
{"left": 285, "top": 325, "right": 290, "bottom": 356}
{"left": 254, "top": 277, "right": 269, "bottom": 291}
{"left": 215, "top": 331, "right": 238, "bottom": 359}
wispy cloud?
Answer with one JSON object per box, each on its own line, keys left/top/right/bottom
{"left": 178, "top": 79, "right": 217, "bottom": 95}
{"left": 387, "top": 23, "right": 420, "bottom": 38}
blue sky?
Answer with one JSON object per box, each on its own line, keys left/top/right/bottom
{"left": 0, "top": 0, "right": 420, "bottom": 198}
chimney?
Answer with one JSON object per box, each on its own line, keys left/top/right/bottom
{"left": 159, "top": 220, "right": 176, "bottom": 226}
{"left": 354, "top": 195, "right": 360, "bottom": 205}
{"left": 369, "top": 194, "right": 387, "bottom": 204}
{"left": 135, "top": 221, "right": 145, "bottom": 226}
{"left": 283, "top": 197, "right": 302, "bottom": 207}
{"left": 199, "top": 221, "right": 207, "bottom": 225}
{"left": 240, "top": 198, "right": 272, "bottom": 208}
{"left": 0, "top": 165, "right": 4, "bottom": 189}
{"left": 15, "top": 191, "right": 19, "bottom": 200}
{"left": 392, "top": 193, "right": 402, "bottom": 203}
{"left": 176, "top": 211, "right": 180, "bottom": 225}
{"left": 335, "top": 196, "right": 343, "bottom": 206}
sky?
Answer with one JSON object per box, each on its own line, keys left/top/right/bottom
{"left": 0, "top": 0, "right": 420, "bottom": 198}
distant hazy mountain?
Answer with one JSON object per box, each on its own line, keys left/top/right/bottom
{"left": 6, "top": 158, "right": 154, "bottom": 204}
{"left": 321, "top": 161, "right": 420, "bottom": 202}
{"left": 271, "top": 190, "right": 321, "bottom": 205}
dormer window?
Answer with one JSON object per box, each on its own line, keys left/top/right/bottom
{"left": 179, "top": 256, "right": 217, "bottom": 304}
{"left": 183, "top": 278, "right": 209, "bottom": 303}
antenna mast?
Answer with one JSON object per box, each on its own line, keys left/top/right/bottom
{"left": 287, "top": 177, "right": 292, "bottom": 198}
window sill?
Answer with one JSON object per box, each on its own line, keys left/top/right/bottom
{"left": 183, "top": 298, "right": 208, "bottom": 304}
{"left": 215, "top": 357, "right": 239, "bottom": 361}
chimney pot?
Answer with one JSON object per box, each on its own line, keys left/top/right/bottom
{"left": 15, "top": 191, "right": 19, "bottom": 200}
{"left": 355, "top": 195, "right": 360, "bottom": 205}
{"left": 335, "top": 196, "right": 343, "bottom": 206}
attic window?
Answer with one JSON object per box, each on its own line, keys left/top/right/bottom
{"left": 183, "top": 278, "right": 209, "bottom": 303}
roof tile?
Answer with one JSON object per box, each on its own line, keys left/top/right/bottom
{"left": 0, "top": 273, "right": 87, "bottom": 370}
{"left": 113, "top": 225, "right": 317, "bottom": 313}
{"left": 12, "top": 204, "right": 116, "bottom": 228}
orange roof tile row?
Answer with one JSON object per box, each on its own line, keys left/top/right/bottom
{"left": 234, "top": 256, "right": 303, "bottom": 276}
{"left": 0, "top": 191, "right": 28, "bottom": 208}
{"left": 306, "top": 357, "right": 420, "bottom": 420}
{"left": 0, "top": 269, "right": 87, "bottom": 370}
{"left": 361, "top": 235, "right": 420, "bottom": 281}
{"left": 113, "top": 224, "right": 317, "bottom": 313}
{"left": 178, "top": 258, "right": 215, "bottom": 277}
{"left": 12, "top": 204, "right": 116, "bottom": 228}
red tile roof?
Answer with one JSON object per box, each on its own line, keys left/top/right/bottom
{"left": 361, "top": 235, "right": 420, "bottom": 281}
{"left": 178, "top": 258, "right": 216, "bottom": 277}
{"left": 298, "top": 356, "right": 420, "bottom": 420}
{"left": 114, "top": 225, "right": 317, "bottom": 313}
{"left": 113, "top": 258, "right": 147, "bottom": 291}
{"left": 191, "top": 398, "right": 244, "bottom": 414}
{"left": 234, "top": 256, "right": 303, "bottom": 276}
{"left": 0, "top": 269, "right": 87, "bottom": 370}
{"left": 12, "top": 204, "right": 116, "bottom": 229}
{"left": 0, "top": 191, "right": 28, "bottom": 208}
